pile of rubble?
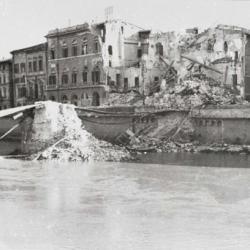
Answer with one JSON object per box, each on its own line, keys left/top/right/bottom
{"left": 144, "top": 79, "right": 245, "bottom": 109}
{"left": 31, "top": 102, "right": 131, "bottom": 162}
{"left": 105, "top": 91, "right": 143, "bottom": 106}
{"left": 34, "top": 129, "right": 131, "bottom": 162}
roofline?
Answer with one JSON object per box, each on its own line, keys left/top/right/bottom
{"left": 11, "top": 42, "right": 47, "bottom": 54}
{"left": 45, "top": 23, "right": 90, "bottom": 38}
{"left": 0, "top": 58, "right": 12, "bottom": 64}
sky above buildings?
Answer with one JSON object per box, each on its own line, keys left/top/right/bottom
{"left": 0, "top": 0, "right": 250, "bottom": 58}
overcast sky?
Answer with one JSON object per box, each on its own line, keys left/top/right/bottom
{"left": 0, "top": 0, "right": 250, "bottom": 58}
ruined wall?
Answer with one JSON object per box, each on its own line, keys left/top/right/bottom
{"left": 21, "top": 101, "right": 78, "bottom": 154}
{"left": 184, "top": 27, "right": 245, "bottom": 93}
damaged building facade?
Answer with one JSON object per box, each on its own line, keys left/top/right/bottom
{"left": 0, "top": 59, "right": 13, "bottom": 109}
{"left": 179, "top": 25, "right": 250, "bottom": 99}
{"left": 11, "top": 43, "right": 48, "bottom": 106}
{"left": 4, "top": 20, "right": 250, "bottom": 107}
{"left": 45, "top": 20, "right": 143, "bottom": 106}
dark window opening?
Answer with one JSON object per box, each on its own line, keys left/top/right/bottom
{"left": 234, "top": 51, "right": 238, "bottom": 64}
{"left": 28, "top": 62, "right": 32, "bottom": 72}
{"left": 156, "top": 43, "right": 163, "bottom": 56}
{"left": 82, "top": 72, "right": 88, "bottom": 83}
{"left": 94, "top": 42, "right": 99, "bottom": 52}
{"left": 92, "top": 71, "right": 100, "bottom": 84}
{"left": 72, "top": 72, "right": 77, "bottom": 84}
{"left": 14, "top": 64, "right": 19, "bottom": 74}
{"left": 62, "top": 74, "right": 69, "bottom": 85}
{"left": 33, "top": 61, "right": 37, "bottom": 72}
{"left": 135, "top": 77, "right": 139, "bottom": 88}
{"left": 137, "top": 49, "right": 142, "bottom": 58}
{"left": 72, "top": 46, "right": 78, "bottom": 56}
{"left": 224, "top": 41, "right": 228, "bottom": 54}
{"left": 49, "top": 75, "right": 56, "bottom": 85}
{"left": 62, "top": 47, "right": 68, "bottom": 58}
{"left": 50, "top": 49, "right": 55, "bottom": 59}
{"left": 154, "top": 76, "right": 159, "bottom": 82}
{"left": 116, "top": 74, "right": 121, "bottom": 88}
{"left": 39, "top": 58, "right": 43, "bottom": 71}
{"left": 121, "top": 26, "right": 124, "bottom": 34}
{"left": 108, "top": 45, "right": 113, "bottom": 55}
{"left": 109, "top": 60, "right": 112, "bottom": 67}
{"left": 124, "top": 78, "right": 128, "bottom": 91}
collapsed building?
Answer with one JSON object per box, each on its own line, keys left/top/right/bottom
{"left": 105, "top": 24, "right": 250, "bottom": 106}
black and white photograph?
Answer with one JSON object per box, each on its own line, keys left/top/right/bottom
{"left": 1, "top": 0, "right": 250, "bottom": 249}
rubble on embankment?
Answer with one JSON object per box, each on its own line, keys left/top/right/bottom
{"left": 26, "top": 101, "right": 131, "bottom": 162}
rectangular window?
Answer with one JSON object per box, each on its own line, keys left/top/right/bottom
{"left": 116, "top": 74, "right": 121, "bottom": 87}
{"left": 28, "top": 62, "right": 32, "bottom": 72}
{"left": 137, "top": 49, "right": 142, "bottom": 58}
{"left": 33, "top": 61, "right": 37, "bottom": 72}
{"left": 62, "top": 47, "right": 68, "bottom": 58}
{"left": 14, "top": 64, "right": 19, "bottom": 74}
{"left": 62, "top": 74, "right": 68, "bottom": 84}
{"left": 39, "top": 58, "right": 43, "bottom": 71}
{"left": 3, "top": 87, "right": 6, "bottom": 98}
{"left": 49, "top": 75, "right": 56, "bottom": 85}
{"left": 72, "top": 72, "right": 77, "bottom": 84}
{"left": 124, "top": 78, "right": 128, "bottom": 91}
{"left": 82, "top": 44, "right": 87, "bottom": 55}
{"left": 50, "top": 49, "right": 55, "bottom": 59}
{"left": 92, "top": 71, "right": 100, "bottom": 83}
{"left": 21, "top": 63, "right": 25, "bottom": 73}
{"left": 94, "top": 42, "right": 99, "bottom": 52}
{"left": 135, "top": 77, "right": 139, "bottom": 88}
{"left": 72, "top": 46, "right": 78, "bottom": 56}
{"left": 82, "top": 72, "right": 88, "bottom": 83}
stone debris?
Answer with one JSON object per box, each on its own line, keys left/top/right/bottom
{"left": 104, "top": 91, "right": 143, "bottom": 106}
{"left": 31, "top": 102, "right": 131, "bottom": 162}
{"left": 144, "top": 79, "right": 245, "bottom": 109}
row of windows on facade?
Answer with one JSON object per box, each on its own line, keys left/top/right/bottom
{"left": 0, "top": 64, "right": 8, "bottom": 71}
{"left": 14, "top": 58, "right": 43, "bottom": 74}
{"left": 17, "top": 84, "right": 44, "bottom": 99}
{"left": 48, "top": 71, "right": 100, "bottom": 85}
{"left": 50, "top": 41, "right": 100, "bottom": 59}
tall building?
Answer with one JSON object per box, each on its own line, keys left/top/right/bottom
{"left": 11, "top": 43, "right": 48, "bottom": 106}
{"left": 45, "top": 19, "right": 143, "bottom": 106}
{"left": 0, "top": 59, "right": 13, "bottom": 109}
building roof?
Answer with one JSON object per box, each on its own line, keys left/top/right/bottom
{"left": 0, "top": 58, "right": 12, "bottom": 64}
{"left": 11, "top": 42, "right": 47, "bottom": 55}
{"left": 46, "top": 23, "right": 90, "bottom": 38}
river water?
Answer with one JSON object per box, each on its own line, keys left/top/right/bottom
{"left": 1, "top": 153, "right": 250, "bottom": 250}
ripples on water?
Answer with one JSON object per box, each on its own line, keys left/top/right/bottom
{"left": 0, "top": 153, "right": 250, "bottom": 250}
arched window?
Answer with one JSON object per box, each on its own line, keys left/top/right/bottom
{"left": 62, "top": 68, "right": 69, "bottom": 85}
{"left": 50, "top": 96, "right": 55, "bottom": 101}
{"left": 72, "top": 68, "right": 77, "bottom": 85}
{"left": 108, "top": 45, "right": 113, "bottom": 55}
{"left": 62, "top": 95, "right": 68, "bottom": 103}
{"left": 71, "top": 94, "right": 78, "bottom": 106}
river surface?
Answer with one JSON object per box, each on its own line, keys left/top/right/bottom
{"left": 1, "top": 153, "right": 250, "bottom": 250}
